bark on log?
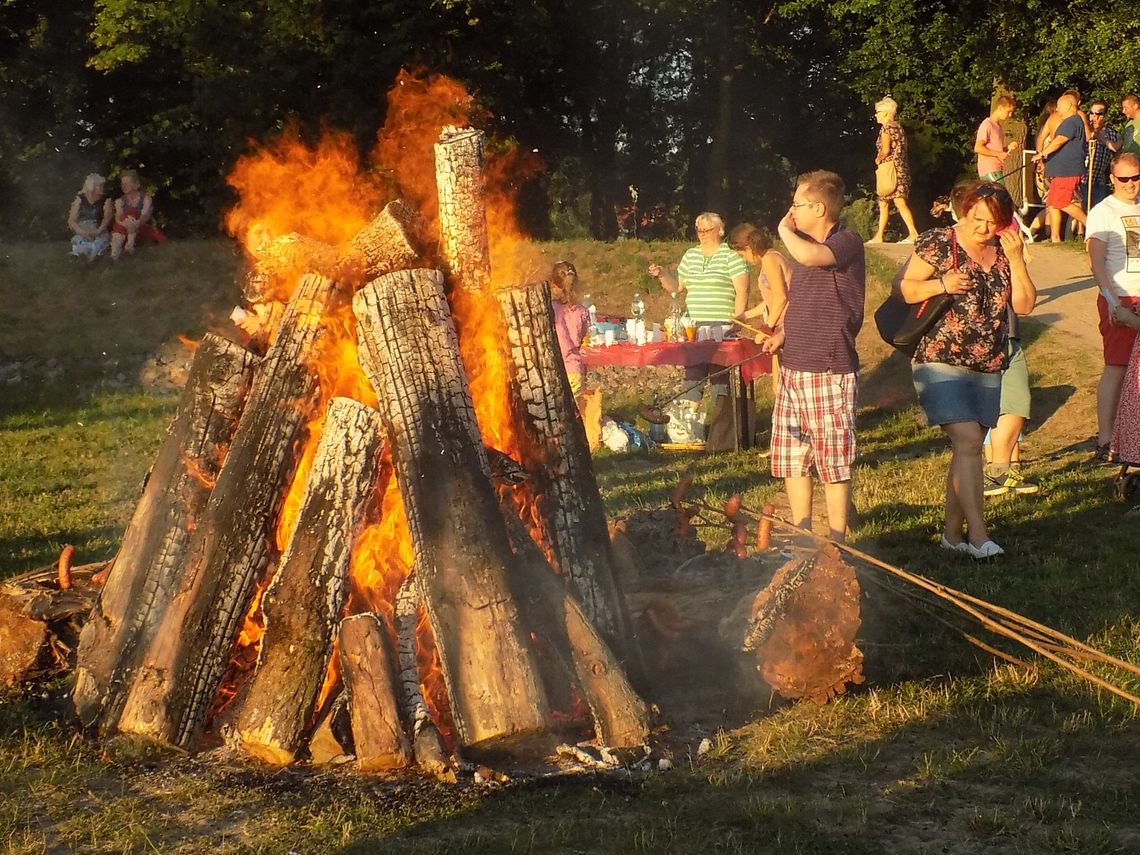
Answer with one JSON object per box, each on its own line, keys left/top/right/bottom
{"left": 435, "top": 128, "right": 491, "bottom": 293}
{"left": 499, "top": 511, "right": 650, "bottom": 748}
{"left": 392, "top": 573, "right": 447, "bottom": 773}
{"left": 353, "top": 268, "right": 551, "bottom": 749}
{"left": 243, "top": 200, "right": 421, "bottom": 299}
{"left": 338, "top": 613, "right": 413, "bottom": 772}
{"left": 73, "top": 335, "right": 257, "bottom": 730}
{"left": 117, "top": 274, "right": 336, "bottom": 748}
{"left": 496, "top": 282, "right": 636, "bottom": 659}
{"left": 232, "top": 398, "right": 386, "bottom": 765}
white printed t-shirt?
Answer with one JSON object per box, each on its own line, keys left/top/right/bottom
{"left": 1086, "top": 194, "right": 1140, "bottom": 299}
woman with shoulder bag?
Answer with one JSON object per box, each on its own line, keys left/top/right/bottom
{"left": 868, "top": 96, "right": 920, "bottom": 245}
{"left": 899, "top": 181, "right": 1037, "bottom": 558}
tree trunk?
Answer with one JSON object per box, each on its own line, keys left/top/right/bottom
{"left": 499, "top": 510, "right": 650, "bottom": 748}
{"left": 232, "top": 398, "right": 387, "bottom": 765}
{"left": 338, "top": 612, "right": 413, "bottom": 772}
{"left": 435, "top": 128, "right": 491, "bottom": 293}
{"left": 353, "top": 268, "right": 551, "bottom": 750}
{"left": 495, "top": 282, "right": 636, "bottom": 659}
{"left": 72, "top": 334, "right": 257, "bottom": 730}
{"left": 116, "top": 273, "right": 337, "bottom": 748}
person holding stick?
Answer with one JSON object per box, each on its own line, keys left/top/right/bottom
{"left": 1081, "top": 101, "right": 1120, "bottom": 212}
{"left": 975, "top": 96, "right": 1019, "bottom": 182}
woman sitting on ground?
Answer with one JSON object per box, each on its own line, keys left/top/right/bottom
{"left": 111, "top": 170, "right": 166, "bottom": 259}
{"left": 899, "top": 180, "right": 1038, "bottom": 558}
{"left": 549, "top": 261, "right": 591, "bottom": 395}
{"left": 67, "top": 174, "right": 113, "bottom": 260}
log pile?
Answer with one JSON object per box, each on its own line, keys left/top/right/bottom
{"left": 62, "top": 127, "right": 650, "bottom": 775}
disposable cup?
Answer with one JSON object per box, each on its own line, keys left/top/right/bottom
{"left": 710, "top": 323, "right": 724, "bottom": 342}
{"left": 604, "top": 329, "right": 615, "bottom": 346}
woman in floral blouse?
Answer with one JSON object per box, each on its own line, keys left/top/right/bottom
{"left": 898, "top": 181, "right": 1038, "bottom": 558}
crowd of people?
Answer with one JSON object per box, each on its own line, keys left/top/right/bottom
{"left": 550, "top": 88, "right": 1140, "bottom": 557}
{"left": 67, "top": 170, "right": 165, "bottom": 261}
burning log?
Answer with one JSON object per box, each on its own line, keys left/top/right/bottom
{"left": 496, "top": 282, "right": 637, "bottom": 659}
{"left": 393, "top": 575, "right": 450, "bottom": 775}
{"left": 116, "top": 274, "right": 337, "bottom": 747}
{"left": 353, "top": 268, "right": 552, "bottom": 750}
{"left": 435, "top": 128, "right": 491, "bottom": 292}
{"left": 72, "top": 334, "right": 258, "bottom": 730}
{"left": 244, "top": 200, "right": 422, "bottom": 299}
{"left": 499, "top": 511, "right": 650, "bottom": 748}
{"left": 231, "top": 397, "right": 387, "bottom": 765}
{"left": 338, "top": 612, "right": 413, "bottom": 772}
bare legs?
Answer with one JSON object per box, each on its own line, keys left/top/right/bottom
{"left": 941, "top": 421, "right": 991, "bottom": 548}
{"left": 987, "top": 414, "right": 1024, "bottom": 468}
{"left": 785, "top": 476, "right": 851, "bottom": 543}
{"left": 1097, "top": 365, "right": 1127, "bottom": 446}
{"left": 871, "top": 198, "right": 919, "bottom": 243}
{"left": 1048, "top": 204, "right": 1086, "bottom": 242}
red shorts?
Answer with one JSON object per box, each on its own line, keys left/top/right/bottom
{"left": 771, "top": 367, "right": 858, "bottom": 483}
{"left": 1046, "top": 175, "right": 1081, "bottom": 208}
{"left": 1099, "top": 294, "right": 1140, "bottom": 366}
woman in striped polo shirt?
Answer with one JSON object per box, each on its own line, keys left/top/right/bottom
{"left": 648, "top": 213, "right": 749, "bottom": 444}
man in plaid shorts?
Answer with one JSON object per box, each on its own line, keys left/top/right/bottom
{"left": 766, "top": 170, "right": 866, "bottom": 542}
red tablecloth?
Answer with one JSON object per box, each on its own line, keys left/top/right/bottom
{"left": 581, "top": 339, "right": 772, "bottom": 384}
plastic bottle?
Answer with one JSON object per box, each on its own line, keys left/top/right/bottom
{"left": 583, "top": 293, "right": 597, "bottom": 328}
{"left": 668, "top": 292, "right": 683, "bottom": 341}
{"left": 680, "top": 307, "right": 695, "bottom": 341}
{"left": 631, "top": 292, "right": 645, "bottom": 321}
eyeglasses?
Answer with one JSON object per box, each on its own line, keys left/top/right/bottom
{"left": 1113, "top": 174, "right": 1140, "bottom": 183}
{"left": 790, "top": 201, "right": 819, "bottom": 209}
{"left": 1090, "top": 109, "right": 1107, "bottom": 116}
{"left": 696, "top": 226, "right": 718, "bottom": 234}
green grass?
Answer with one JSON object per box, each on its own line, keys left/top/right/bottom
{"left": 2, "top": 239, "right": 1140, "bottom": 853}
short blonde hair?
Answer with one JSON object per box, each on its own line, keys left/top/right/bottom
{"left": 874, "top": 96, "right": 898, "bottom": 120}
{"left": 694, "top": 212, "right": 724, "bottom": 238}
{"left": 796, "top": 170, "right": 846, "bottom": 219}
{"left": 81, "top": 173, "right": 105, "bottom": 195}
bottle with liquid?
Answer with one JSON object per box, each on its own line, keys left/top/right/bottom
{"left": 583, "top": 293, "right": 597, "bottom": 328}
{"left": 680, "top": 307, "right": 695, "bottom": 341}
{"left": 668, "top": 292, "right": 683, "bottom": 341}
{"left": 631, "top": 292, "right": 645, "bottom": 321}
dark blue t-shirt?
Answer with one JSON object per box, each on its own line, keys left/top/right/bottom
{"left": 782, "top": 223, "right": 866, "bottom": 374}
{"left": 1045, "top": 114, "right": 1087, "bottom": 178}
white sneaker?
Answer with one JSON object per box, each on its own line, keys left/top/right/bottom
{"left": 939, "top": 535, "right": 967, "bottom": 553}
{"left": 965, "top": 540, "right": 1004, "bottom": 559}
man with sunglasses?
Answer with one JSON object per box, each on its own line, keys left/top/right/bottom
{"left": 1086, "top": 152, "right": 1140, "bottom": 461}
{"left": 1080, "top": 101, "right": 1120, "bottom": 210}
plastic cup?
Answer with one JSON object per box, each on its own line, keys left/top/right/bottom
{"left": 604, "top": 329, "right": 615, "bottom": 346}
{"left": 684, "top": 324, "right": 697, "bottom": 342}
{"left": 710, "top": 323, "right": 724, "bottom": 342}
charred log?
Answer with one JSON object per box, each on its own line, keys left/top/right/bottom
{"left": 434, "top": 128, "right": 491, "bottom": 293}
{"left": 232, "top": 398, "right": 386, "bottom": 765}
{"left": 116, "top": 274, "right": 337, "bottom": 747}
{"left": 353, "top": 267, "right": 551, "bottom": 750}
{"left": 496, "top": 281, "right": 636, "bottom": 659}
{"left": 73, "top": 335, "right": 257, "bottom": 730}
{"left": 338, "top": 612, "right": 413, "bottom": 772}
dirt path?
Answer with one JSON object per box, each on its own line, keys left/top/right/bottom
{"left": 866, "top": 241, "right": 1102, "bottom": 449}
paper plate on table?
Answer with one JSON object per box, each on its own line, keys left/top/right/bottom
{"left": 659, "top": 441, "right": 707, "bottom": 453}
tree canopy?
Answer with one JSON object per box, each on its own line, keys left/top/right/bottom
{"left": 2, "top": 0, "right": 1138, "bottom": 239}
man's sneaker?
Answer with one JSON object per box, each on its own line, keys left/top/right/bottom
{"left": 985, "top": 468, "right": 1040, "bottom": 496}
{"left": 983, "top": 472, "right": 1011, "bottom": 497}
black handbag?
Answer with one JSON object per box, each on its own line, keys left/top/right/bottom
{"left": 874, "top": 231, "right": 957, "bottom": 357}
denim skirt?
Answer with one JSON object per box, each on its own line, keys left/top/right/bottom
{"left": 912, "top": 361, "right": 1001, "bottom": 428}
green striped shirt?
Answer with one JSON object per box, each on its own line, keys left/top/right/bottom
{"left": 677, "top": 244, "right": 747, "bottom": 323}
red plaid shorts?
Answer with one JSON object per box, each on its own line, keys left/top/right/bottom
{"left": 771, "top": 367, "right": 858, "bottom": 483}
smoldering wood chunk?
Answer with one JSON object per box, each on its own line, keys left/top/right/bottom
{"left": 743, "top": 544, "right": 864, "bottom": 704}
{"left": 116, "top": 273, "right": 336, "bottom": 748}
{"left": 353, "top": 267, "right": 551, "bottom": 750}
{"left": 435, "top": 127, "right": 491, "bottom": 293}
{"left": 73, "top": 334, "right": 257, "bottom": 732}
{"left": 339, "top": 613, "right": 412, "bottom": 772}
{"left": 496, "top": 281, "right": 637, "bottom": 661}
{"left": 308, "top": 692, "right": 353, "bottom": 765}
{"left": 232, "top": 398, "right": 387, "bottom": 765}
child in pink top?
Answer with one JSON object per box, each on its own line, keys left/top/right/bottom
{"left": 549, "top": 261, "right": 590, "bottom": 394}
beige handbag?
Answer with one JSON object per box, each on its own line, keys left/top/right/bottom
{"left": 875, "top": 160, "right": 898, "bottom": 196}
